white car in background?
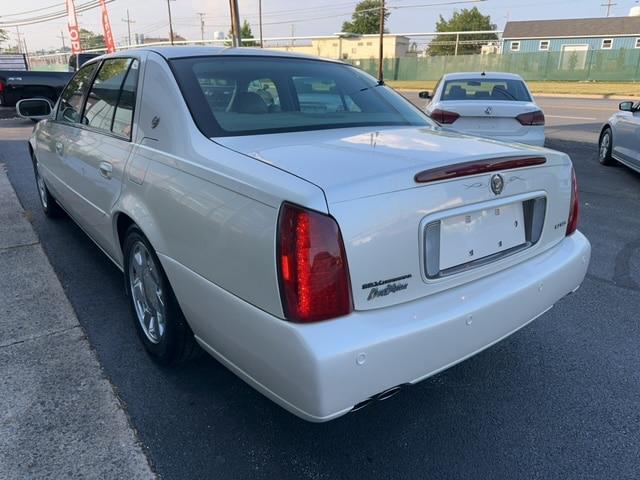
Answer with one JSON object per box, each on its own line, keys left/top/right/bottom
{"left": 599, "top": 100, "right": 640, "bottom": 172}
{"left": 424, "top": 72, "right": 545, "bottom": 147}
{"left": 18, "top": 49, "right": 589, "bottom": 422}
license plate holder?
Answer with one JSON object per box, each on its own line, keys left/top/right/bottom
{"left": 439, "top": 202, "right": 525, "bottom": 271}
{"left": 423, "top": 196, "right": 546, "bottom": 279}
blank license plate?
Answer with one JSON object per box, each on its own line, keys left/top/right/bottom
{"left": 439, "top": 202, "right": 525, "bottom": 270}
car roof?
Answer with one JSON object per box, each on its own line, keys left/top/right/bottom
{"left": 92, "top": 46, "right": 345, "bottom": 64}
{"left": 441, "top": 72, "right": 525, "bottom": 81}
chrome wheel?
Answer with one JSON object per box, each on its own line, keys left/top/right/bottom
{"left": 600, "top": 132, "right": 610, "bottom": 161}
{"left": 36, "top": 169, "right": 48, "bottom": 209}
{"left": 128, "top": 241, "right": 166, "bottom": 344}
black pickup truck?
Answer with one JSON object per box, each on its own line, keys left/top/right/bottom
{"left": 0, "top": 71, "right": 73, "bottom": 107}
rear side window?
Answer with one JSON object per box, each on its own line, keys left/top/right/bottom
{"left": 56, "top": 62, "right": 99, "bottom": 124}
{"left": 82, "top": 58, "right": 139, "bottom": 139}
{"left": 83, "top": 58, "right": 132, "bottom": 133}
{"left": 441, "top": 79, "right": 532, "bottom": 102}
{"left": 112, "top": 60, "right": 139, "bottom": 139}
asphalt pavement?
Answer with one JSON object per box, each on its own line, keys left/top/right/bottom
{"left": 0, "top": 96, "right": 639, "bottom": 479}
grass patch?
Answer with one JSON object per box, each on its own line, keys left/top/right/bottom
{"left": 387, "top": 80, "right": 640, "bottom": 97}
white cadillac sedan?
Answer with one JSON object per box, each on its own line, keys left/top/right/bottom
{"left": 424, "top": 72, "right": 545, "bottom": 147}
{"left": 18, "top": 48, "right": 590, "bottom": 422}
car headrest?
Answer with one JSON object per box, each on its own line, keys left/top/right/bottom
{"left": 448, "top": 85, "right": 467, "bottom": 100}
{"left": 232, "top": 92, "right": 268, "bottom": 114}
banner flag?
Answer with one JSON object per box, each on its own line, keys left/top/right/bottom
{"left": 65, "top": 0, "right": 81, "bottom": 54}
{"left": 99, "top": 0, "right": 116, "bottom": 53}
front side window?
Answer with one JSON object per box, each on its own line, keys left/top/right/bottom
{"left": 171, "top": 56, "right": 431, "bottom": 137}
{"left": 56, "top": 62, "right": 99, "bottom": 123}
{"left": 441, "top": 79, "right": 532, "bottom": 102}
{"left": 83, "top": 58, "right": 132, "bottom": 133}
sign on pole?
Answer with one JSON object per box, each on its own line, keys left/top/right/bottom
{"left": 99, "top": 0, "right": 116, "bottom": 53}
{"left": 66, "top": 0, "right": 81, "bottom": 54}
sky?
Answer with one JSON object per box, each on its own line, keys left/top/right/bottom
{"left": 3, "top": 0, "right": 640, "bottom": 52}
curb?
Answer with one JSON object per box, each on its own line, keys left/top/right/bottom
{"left": 0, "top": 163, "right": 156, "bottom": 480}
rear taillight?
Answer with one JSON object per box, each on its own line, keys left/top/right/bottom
{"left": 0, "top": 81, "right": 4, "bottom": 94}
{"left": 429, "top": 109, "right": 460, "bottom": 124}
{"left": 516, "top": 110, "right": 545, "bottom": 126}
{"left": 566, "top": 167, "right": 580, "bottom": 236}
{"left": 277, "top": 203, "right": 353, "bottom": 323}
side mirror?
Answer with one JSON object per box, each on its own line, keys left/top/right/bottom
{"left": 418, "top": 91, "right": 431, "bottom": 100}
{"left": 16, "top": 98, "right": 53, "bottom": 121}
{"left": 619, "top": 101, "right": 634, "bottom": 112}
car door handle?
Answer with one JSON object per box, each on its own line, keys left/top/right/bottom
{"left": 55, "top": 141, "right": 64, "bottom": 155}
{"left": 99, "top": 162, "right": 113, "bottom": 179}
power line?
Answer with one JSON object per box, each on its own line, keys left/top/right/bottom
{"left": 0, "top": 1, "right": 67, "bottom": 18}
{"left": 0, "top": 0, "right": 115, "bottom": 28}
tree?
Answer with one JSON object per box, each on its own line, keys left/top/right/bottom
{"left": 427, "top": 7, "right": 497, "bottom": 56}
{"left": 341, "top": 0, "right": 389, "bottom": 35}
{"left": 79, "top": 28, "right": 105, "bottom": 50}
{"left": 228, "top": 20, "right": 258, "bottom": 46}
{"left": 0, "top": 29, "right": 8, "bottom": 48}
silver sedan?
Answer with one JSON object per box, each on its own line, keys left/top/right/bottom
{"left": 599, "top": 101, "right": 640, "bottom": 172}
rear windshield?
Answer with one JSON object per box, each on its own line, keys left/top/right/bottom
{"left": 441, "top": 79, "right": 531, "bottom": 102}
{"left": 170, "top": 56, "right": 432, "bottom": 137}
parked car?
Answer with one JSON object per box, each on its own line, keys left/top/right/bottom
{"left": 18, "top": 48, "right": 590, "bottom": 422}
{"left": 0, "top": 70, "right": 72, "bottom": 107}
{"left": 424, "top": 72, "right": 545, "bottom": 147}
{"left": 599, "top": 101, "right": 640, "bottom": 172}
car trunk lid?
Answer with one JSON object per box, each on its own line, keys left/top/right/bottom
{"left": 216, "top": 126, "right": 572, "bottom": 310}
{"left": 438, "top": 100, "right": 540, "bottom": 137}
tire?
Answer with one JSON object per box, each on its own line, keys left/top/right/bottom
{"left": 123, "top": 225, "right": 201, "bottom": 365}
{"left": 599, "top": 128, "right": 616, "bottom": 166}
{"left": 34, "top": 161, "right": 62, "bottom": 218}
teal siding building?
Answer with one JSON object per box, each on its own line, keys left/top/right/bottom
{"left": 502, "top": 17, "right": 640, "bottom": 54}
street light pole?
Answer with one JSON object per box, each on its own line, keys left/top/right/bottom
{"left": 377, "top": 0, "right": 385, "bottom": 83}
{"left": 166, "top": 0, "right": 175, "bottom": 45}
{"left": 197, "top": 12, "right": 205, "bottom": 41}
{"left": 228, "top": 0, "right": 241, "bottom": 47}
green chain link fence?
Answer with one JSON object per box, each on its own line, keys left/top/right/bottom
{"left": 348, "top": 49, "right": 640, "bottom": 82}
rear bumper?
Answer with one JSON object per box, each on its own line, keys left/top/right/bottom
{"left": 164, "top": 232, "right": 590, "bottom": 422}
{"left": 490, "top": 128, "right": 545, "bottom": 147}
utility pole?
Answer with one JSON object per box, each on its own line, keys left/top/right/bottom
{"left": 290, "top": 24, "right": 295, "bottom": 46}
{"left": 59, "top": 30, "right": 67, "bottom": 51}
{"left": 122, "top": 9, "right": 136, "bottom": 46}
{"left": 228, "top": 0, "right": 241, "bottom": 47}
{"left": 197, "top": 12, "right": 206, "bottom": 41}
{"left": 601, "top": 0, "right": 616, "bottom": 16}
{"left": 167, "top": 0, "right": 175, "bottom": 45}
{"left": 377, "top": 0, "right": 385, "bottom": 83}
{"left": 258, "top": 0, "right": 263, "bottom": 47}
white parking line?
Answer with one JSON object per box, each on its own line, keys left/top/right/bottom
{"left": 546, "top": 114, "right": 597, "bottom": 121}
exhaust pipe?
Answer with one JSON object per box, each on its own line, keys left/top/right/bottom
{"left": 350, "top": 384, "right": 408, "bottom": 413}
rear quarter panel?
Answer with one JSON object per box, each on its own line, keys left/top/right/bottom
{"left": 116, "top": 52, "right": 327, "bottom": 321}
